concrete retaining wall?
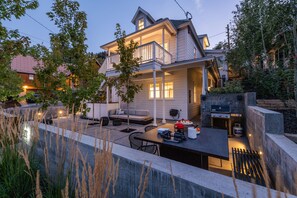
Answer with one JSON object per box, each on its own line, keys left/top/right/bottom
{"left": 35, "top": 123, "right": 292, "bottom": 198}
{"left": 246, "top": 105, "right": 297, "bottom": 195}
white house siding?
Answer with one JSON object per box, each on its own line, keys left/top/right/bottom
{"left": 176, "top": 28, "right": 187, "bottom": 61}
{"left": 185, "top": 33, "right": 202, "bottom": 60}
{"left": 187, "top": 67, "right": 203, "bottom": 119}
{"left": 169, "top": 35, "right": 177, "bottom": 62}
{"left": 122, "top": 69, "right": 188, "bottom": 120}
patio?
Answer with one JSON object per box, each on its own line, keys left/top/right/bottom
{"left": 52, "top": 117, "right": 250, "bottom": 177}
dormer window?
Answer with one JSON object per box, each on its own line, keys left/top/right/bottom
{"left": 138, "top": 18, "right": 144, "bottom": 30}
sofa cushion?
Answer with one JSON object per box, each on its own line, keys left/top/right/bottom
{"left": 116, "top": 114, "right": 151, "bottom": 121}
{"left": 109, "top": 109, "right": 116, "bottom": 116}
{"left": 135, "top": 110, "right": 149, "bottom": 116}
{"left": 123, "top": 109, "right": 136, "bottom": 115}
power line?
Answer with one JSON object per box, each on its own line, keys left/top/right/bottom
{"left": 209, "top": 31, "right": 226, "bottom": 38}
{"left": 25, "top": 13, "right": 55, "bottom": 33}
{"left": 6, "top": 27, "right": 50, "bottom": 44}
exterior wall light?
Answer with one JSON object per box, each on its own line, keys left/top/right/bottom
{"left": 248, "top": 133, "right": 252, "bottom": 137}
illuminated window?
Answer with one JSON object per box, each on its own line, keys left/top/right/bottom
{"left": 138, "top": 18, "right": 144, "bottom": 30}
{"left": 194, "top": 85, "right": 197, "bottom": 103}
{"left": 149, "top": 83, "right": 160, "bottom": 99}
{"left": 29, "top": 74, "right": 34, "bottom": 80}
{"left": 164, "top": 82, "right": 174, "bottom": 99}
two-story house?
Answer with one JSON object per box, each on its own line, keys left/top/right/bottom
{"left": 99, "top": 7, "right": 223, "bottom": 125}
{"left": 11, "top": 55, "right": 41, "bottom": 94}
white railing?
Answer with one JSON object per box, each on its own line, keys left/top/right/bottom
{"left": 106, "top": 41, "right": 172, "bottom": 70}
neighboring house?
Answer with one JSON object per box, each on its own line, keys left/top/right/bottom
{"left": 11, "top": 55, "right": 89, "bottom": 94}
{"left": 11, "top": 55, "right": 41, "bottom": 93}
{"left": 205, "top": 49, "right": 228, "bottom": 85}
{"left": 99, "top": 7, "right": 225, "bottom": 125}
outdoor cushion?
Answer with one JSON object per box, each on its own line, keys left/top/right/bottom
{"left": 123, "top": 109, "right": 136, "bottom": 115}
{"left": 109, "top": 109, "right": 116, "bottom": 116}
{"left": 135, "top": 110, "right": 149, "bottom": 116}
{"left": 115, "top": 114, "right": 151, "bottom": 121}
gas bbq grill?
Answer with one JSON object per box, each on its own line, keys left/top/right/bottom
{"left": 210, "top": 105, "right": 242, "bottom": 137}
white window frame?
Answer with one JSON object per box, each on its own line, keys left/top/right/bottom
{"left": 29, "top": 74, "right": 34, "bottom": 81}
{"left": 164, "top": 82, "right": 174, "bottom": 99}
{"left": 138, "top": 18, "right": 144, "bottom": 30}
{"left": 149, "top": 83, "right": 161, "bottom": 99}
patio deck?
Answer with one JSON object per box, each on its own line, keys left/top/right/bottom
{"left": 52, "top": 117, "right": 250, "bottom": 177}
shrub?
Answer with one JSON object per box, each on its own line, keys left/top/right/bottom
{"left": 209, "top": 80, "right": 244, "bottom": 94}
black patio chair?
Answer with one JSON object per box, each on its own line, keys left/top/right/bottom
{"left": 129, "top": 132, "right": 158, "bottom": 155}
{"left": 144, "top": 125, "right": 157, "bottom": 132}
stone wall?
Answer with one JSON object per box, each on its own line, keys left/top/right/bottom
{"left": 200, "top": 93, "right": 245, "bottom": 127}
{"left": 34, "top": 123, "right": 290, "bottom": 198}
{"left": 246, "top": 105, "right": 297, "bottom": 195}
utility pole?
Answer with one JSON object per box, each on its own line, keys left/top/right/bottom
{"left": 226, "top": 24, "right": 230, "bottom": 49}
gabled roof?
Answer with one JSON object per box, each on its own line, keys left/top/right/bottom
{"left": 131, "top": 7, "right": 155, "bottom": 25}
{"left": 11, "top": 55, "right": 69, "bottom": 75}
{"left": 169, "top": 19, "right": 189, "bottom": 29}
{"left": 11, "top": 55, "right": 42, "bottom": 74}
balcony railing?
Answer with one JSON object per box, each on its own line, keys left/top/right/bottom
{"left": 106, "top": 41, "right": 172, "bottom": 70}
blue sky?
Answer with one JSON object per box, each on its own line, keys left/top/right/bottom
{"left": 4, "top": 0, "right": 240, "bottom": 52}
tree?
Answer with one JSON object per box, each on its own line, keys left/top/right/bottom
{"left": 227, "top": 0, "right": 296, "bottom": 100}
{"left": 0, "top": 0, "right": 38, "bottom": 102}
{"left": 33, "top": 0, "right": 104, "bottom": 118}
{"left": 112, "top": 24, "right": 142, "bottom": 131}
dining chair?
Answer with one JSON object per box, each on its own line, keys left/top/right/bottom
{"left": 144, "top": 125, "right": 157, "bottom": 132}
{"left": 129, "top": 132, "right": 158, "bottom": 155}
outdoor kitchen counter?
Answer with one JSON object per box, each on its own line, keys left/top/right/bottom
{"left": 135, "top": 124, "right": 229, "bottom": 170}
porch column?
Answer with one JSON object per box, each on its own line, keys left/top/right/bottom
{"left": 153, "top": 69, "right": 157, "bottom": 126}
{"left": 106, "top": 86, "right": 109, "bottom": 104}
{"left": 162, "top": 28, "right": 165, "bottom": 63}
{"left": 202, "top": 65, "right": 208, "bottom": 95}
{"left": 162, "top": 72, "right": 166, "bottom": 123}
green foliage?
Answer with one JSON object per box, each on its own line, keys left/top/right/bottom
{"left": 226, "top": 0, "right": 296, "bottom": 101}
{"left": 0, "top": 145, "right": 38, "bottom": 198}
{"left": 111, "top": 24, "right": 142, "bottom": 128}
{"left": 0, "top": 0, "right": 39, "bottom": 102}
{"left": 33, "top": 0, "right": 104, "bottom": 113}
{"left": 242, "top": 68, "right": 294, "bottom": 99}
{"left": 112, "top": 24, "right": 142, "bottom": 104}
{"left": 209, "top": 80, "right": 244, "bottom": 94}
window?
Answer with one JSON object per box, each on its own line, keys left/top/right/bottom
{"left": 138, "top": 18, "right": 144, "bottom": 30}
{"left": 29, "top": 74, "right": 34, "bottom": 80}
{"left": 149, "top": 83, "right": 160, "bottom": 99}
{"left": 194, "top": 85, "right": 197, "bottom": 103}
{"left": 194, "top": 47, "right": 197, "bottom": 59}
{"left": 164, "top": 82, "right": 174, "bottom": 99}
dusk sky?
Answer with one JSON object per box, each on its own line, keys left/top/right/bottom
{"left": 4, "top": 0, "right": 240, "bottom": 52}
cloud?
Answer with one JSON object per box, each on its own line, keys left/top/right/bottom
{"left": 194, "top": 0, "right": 203, "bottom": 11}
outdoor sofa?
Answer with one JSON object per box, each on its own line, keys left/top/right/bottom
{"left": 108, "top": 109, "right": 153, "bottom": 125}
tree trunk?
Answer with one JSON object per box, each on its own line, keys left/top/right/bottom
{"left": 127, "top": 102, "right": 130, "bottom": 131}
{"left": 92, "top": 102, "right": 95, "bottom": 122}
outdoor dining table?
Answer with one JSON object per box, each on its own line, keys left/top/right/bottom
{"left": 135, "top": 123, "right": 229, "bottom": 170}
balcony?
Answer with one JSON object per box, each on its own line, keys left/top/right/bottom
{"left": 106, "top": 41, "right": 172, "bottom": 70}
